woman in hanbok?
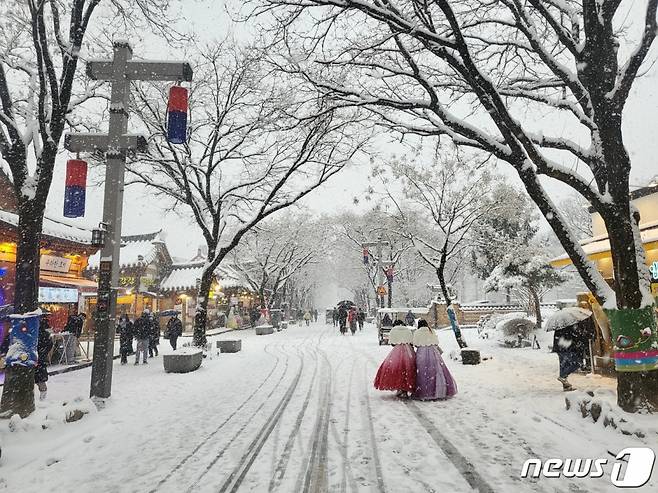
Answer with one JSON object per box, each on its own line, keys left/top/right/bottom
{"left": 374, "top": 321, "right": 416, "bottom": 398}
{"left": 412, "top": 319, "right": 457, "bottom": 400}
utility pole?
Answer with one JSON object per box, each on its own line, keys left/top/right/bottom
{"left": 362, "top": 237, "right": 390, "bottom": 308}
{"left": 383, "top": 260, "right": 395, "bottom": 308}
{"left": 65, "top": 41, "right": 192, "bottom": 400}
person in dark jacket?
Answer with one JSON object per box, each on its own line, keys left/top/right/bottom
{"left": 167, "top": 314, "right": 183, "bottom": 350}
{"left": 357, "top": 308, "right": 366, "bottom": 331}
{"left": 148, "top": 313, "right": 160, "bottom": 357}
{"left": 332, "top": 308, "right": 337, "bottom": 327}
{"left": 35, "top": 315, "right": 54, "bottom": 400}
{"left": 116, "top": 314, "right": 133, "bottom": 365}
{"left": 552, "top": 322, "right": 589, "bottom": 391}
{"left": 338, "top": 306, "right": 348, "bottom": 335}
{"left": 133, "top": 311, "right": 151, "bottom": 364}
{"left": 404, "top": 310, "right": 415, "bottom": 327}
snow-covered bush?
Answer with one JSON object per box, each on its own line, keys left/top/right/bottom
{"left": 480, "top": 312, "right": 537, "bottom": 347}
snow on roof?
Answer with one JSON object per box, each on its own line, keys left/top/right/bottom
{"left": 0, "top": 209, "right": 93, "bottom": 245}
{"left": 377, "top": 307, "right": 429, "bottom": 314}
{"left": 160, "top": 261, "right": 205, "bottom": 292}
{"left": 87, "top": 230, "right": 166, "bottom": 270}
{"left": 159, "top": 260, "right": 246, "bottom": 292}
{"left": 551, "top": 223, "right": 658, "bottom": 263}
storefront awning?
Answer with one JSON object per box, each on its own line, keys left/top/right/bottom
{"left": 40, "top": 275, "right": 98, "bottom": 291}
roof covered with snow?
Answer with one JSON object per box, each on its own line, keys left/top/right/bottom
{"left": 0, "top": 209, "right": 93, "bottom": 245}
{"left": 159, "top": 260, "right": 246, "bottom": 292}
{"left": 551, "top": 221, "right": 658, "bottom": 264}
{"left": 87, "top": 230, "right": 170, "bottom": 270}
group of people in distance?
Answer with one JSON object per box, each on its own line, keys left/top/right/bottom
{"left": 115, "top": 309, "right": 183, "bottom": 365}
{"left": 374, "top": 319, "right": 457, "bottom": 400}
{"left": 332, "top": 305, "right": 366, "bottom": 335}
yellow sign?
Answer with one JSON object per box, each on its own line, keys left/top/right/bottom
{"left": 377, "top": 286, "right": 387, "bottom": 296}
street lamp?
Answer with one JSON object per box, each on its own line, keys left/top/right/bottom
{"left": 91, "top": 222, "right": 108, "bottom": 247}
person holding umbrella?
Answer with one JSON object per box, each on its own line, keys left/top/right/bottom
{"left": 545, "top": 307, "right": 593, "bottom": 391}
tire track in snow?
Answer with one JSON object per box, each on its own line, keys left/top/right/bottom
{"left": 299, "top": 341, "right": 333, "bottom": 493}
{"left": 268, "top": 344, "right": 321, "bottom": 492}
{"left": 404, "top": 401, "right": 496, "bottom": 493}
{"left": 183, "top": 342, "right": 296, "bottom": 492}
{"left": 360, "top": 360, "right": 387, "bottom": 493}
{"left": 150, "top": 342, "right": 284, "bottom": 493}
{"left": 215, "top": 343, "right": 308, "bottom": 493}
{"left": 329, "top": 337, "right": 360, "bottom": 493}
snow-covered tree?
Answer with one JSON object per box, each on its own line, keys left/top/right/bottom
{"left": 485, "top": 245, "right": 568, "bottom": 328}
{"left": 0, "top": 0, "right": 179, "bottom": 418}
{"left": 231, "top": 214, "right": 322, "bottom": 308}
{"left": 253, "top": 0, "right": 658, "bottom": 410}
{"left": 559, "top": 193, "right": 594, "bottom": 240}
{"left": 128, "top": 43, "right": 363, "bottom": 346}
{"left": 470, "top": 183, "right": 539, "bottom": 302}
{"left": 379, "top": 149, "right": 498, "bottom": 346}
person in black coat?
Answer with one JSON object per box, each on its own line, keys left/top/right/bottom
{"left": 338, "top": 306, "right": 348, "bottom": 335}
{"left": 148, "top": 313, "right": 160, "bottom": 357}
{"left": 35, "top": 315, "right": 53, "bottom": 400}
{"left": 116, "top": 314, "right": 134, "bottom": 365}
{"left": 133, "top": 311, "right": 151, "bottom": 364}
{"left": 166, "top": 314, "right": 183, "bottom": 350}
{"left": 357, "top": 308, "right": 366, "bottom": 331}
{"left": 553, "top": 322, "right": 591, "bottom": 391}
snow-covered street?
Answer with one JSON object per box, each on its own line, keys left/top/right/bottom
{"left": 1, "top": 323, "right": 654, "bottom": 492}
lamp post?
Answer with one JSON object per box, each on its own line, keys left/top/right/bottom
{"left": 361, "top": 237, "right": 390, "bottom": 308}
{"left": 134, "top": 254, "right": 144, "bottom": 316}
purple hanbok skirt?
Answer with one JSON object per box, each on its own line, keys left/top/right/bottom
{"left": 413, "top": 345, "right": 457, "bottom": 400}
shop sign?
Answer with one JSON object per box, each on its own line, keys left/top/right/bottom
{"left": 40, "top": 255, "right": 72, "bottom": 273}
{"left": 38, "top": 287, "right": 78, "bottom": 303}
{"left": 650, "top": 261, "right": 658, "bottom": 281}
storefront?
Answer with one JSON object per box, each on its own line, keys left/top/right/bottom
{"left": 85, "top": 231, "right": 172, "bottom": 318}
{"left": 0, "top": 209, "right": 99, "bottom": 333}
{"left": 550, "top": 184, "right": 658, "bottom": 374}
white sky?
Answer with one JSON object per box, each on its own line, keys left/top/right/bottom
{"left": 42, "top": 0, "right": 658, "bottom": 260}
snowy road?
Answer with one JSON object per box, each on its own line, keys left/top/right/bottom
{"left": 0, "top": 323, "right": 655, "bottom": 492}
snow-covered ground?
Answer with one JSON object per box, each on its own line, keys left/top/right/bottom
{"left": 0, "top": 323, "right": 655, "bottom": 492}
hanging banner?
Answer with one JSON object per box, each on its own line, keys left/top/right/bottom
{"left": 167, "top": 86, "right": 188, "bottom": 144}
{"left": 63, "top": 159, "right": 87, "bottom": 218}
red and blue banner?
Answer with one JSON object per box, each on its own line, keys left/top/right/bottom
{"left": 167, "top": 86, "right": 188, "bottom": 144}
{"left": 63, "top": 159, "right": 87, "bottom": 218}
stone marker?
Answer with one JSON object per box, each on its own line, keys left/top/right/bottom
{"left": 461, "top": 349, "right": 481, "bottom": 365}
{"left": 255, "top": 325, "right": 274, "bottom": 336}
{"left": 217, "top": 340, "right": 242, "bottom": 353}
{"left": 163, "top": 349, "right": 203, "bottom": 373}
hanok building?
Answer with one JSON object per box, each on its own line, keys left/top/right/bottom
{"left": 159, "top": 258, "right": 249, "bottom": 331}
{"left": 551, "top": 184, "right": 658, "bottom": 300}
{"left": 0, "top": 209, "right": 99, "bottom": 332}
{"left": 85, "top": 231, "right": 173, "bottom": 317}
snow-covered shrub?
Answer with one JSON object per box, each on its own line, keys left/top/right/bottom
{"left": 480, "top": 312, "right": 537, "bottom": 347}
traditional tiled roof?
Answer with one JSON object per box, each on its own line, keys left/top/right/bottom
{"left": 87, "top": 230, "right": 171, "bottom": 270}
{"left": 0, "top": 209, "right": 93, "bottom": 245}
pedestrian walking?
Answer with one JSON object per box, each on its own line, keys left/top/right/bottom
{"left": 357, "top": 308, "right": 366, "bottom": 331}
{"left": 167, "top": 313, "right": 183, "bottom": 350}
{"left": 374, "top": 321, "right": 416, "bottom": 398}
{"left": 303, "top": 310, "right": 312, "bottom": 326}
{"left": 553, "top": 322, "right": 590, "bottom": 391}
{"left": 348, "top": 306, "right": 357, "bottom": 335}
{"left": 117, "top": 314, "right": 133, "bottom": 365}
{"left": 338, "top": 305, "right": 348, "bottom": 335}
{"left": 313, "top": 309, "right": 318, "bottom": 322}
{"left": 404, "top": 310, "right": 415, "bottom": 327}
{"left": 134, "top": 310, "right": 151, "bottom": 364}
{"left": 149, "top": 312, "right": 160, "bottom": 357}
{"left": 412, "top": 320, "right": 457, "bottom": 400}
{"left": 35, "top": 314, "right": 53, "bottom": 401}
{"left": 332, "top": 308, "right": 338, "bottom": 327}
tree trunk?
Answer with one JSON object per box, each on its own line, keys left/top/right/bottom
{"left": 436, "top": 261, "right": 467, "bottom": 348}
{"left": 528, "top": 285, "right": 542, "bottom": 329}
{"left": 192, "top": 267, "right": 215, "bottom": 347}
{"left": 0, "top": 201, "right": 44, "bottom": 418}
